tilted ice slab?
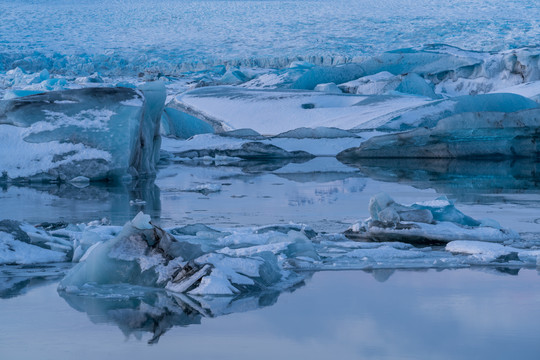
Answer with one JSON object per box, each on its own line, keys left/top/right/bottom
{"left": 172, "top": 86, "right": 432, "bottom": 135}
{"left": 345, "top": 193, "right": 519, "bottom": 245}
{"left": 338, "top": 108, "right": 540, "bottom": 159}
{"left": 375, "top": 92, "right": 539, "bottom": 132}
{"left": 0, "top": 82, "right": 166, "bottom": 182}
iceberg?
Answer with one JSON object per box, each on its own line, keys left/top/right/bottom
{"left": 161, "top": 107, "right": 214, "bottom": 139}
{"left": 377, "top": 93, "right": 539, "bottom": 131}
{"left": 0, "top": 82, "right": 166, "bottom": 182}
{"left": 345, "top": 193, "right": 519, "bottom": 245}
{"left": 339, "top": 71, "right": 440, "bottom": 99}
{"left": 58, "top": 212, "right": 310, "bottom": 296}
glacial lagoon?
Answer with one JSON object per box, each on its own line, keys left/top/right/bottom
{"left": 2, "top": 0, "right": 540, "bottom": 358}
{"left": 2, "top": 159, "right": 540, "bottom": 358}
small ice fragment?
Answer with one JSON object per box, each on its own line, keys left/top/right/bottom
{"left": 69, "top": 176, "right": 90, "bottom": 187}
{"left": 129, "top": 199, "right": 147, "bottom": 206}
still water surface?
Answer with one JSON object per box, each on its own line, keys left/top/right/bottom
{"left": 1, "top": 159, "right": 540, "bottom": 359}
{"left": 1, "top": 269, "right": 540, "bottom": 359}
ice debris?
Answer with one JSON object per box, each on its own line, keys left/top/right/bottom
{"left": 345, "top": 193, "right": 519, "bottom": 245}
{"left": 0, "top": 219, "right": 72, "bottom": 264}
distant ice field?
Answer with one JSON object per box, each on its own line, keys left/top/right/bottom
{"left": 1, "top": 0, "right": 539, "bottom": 74}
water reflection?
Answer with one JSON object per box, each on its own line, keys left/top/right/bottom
{"left": 340, "top": 158, "right": 540, "bottom": 201}
{"left": 59, "top": 280, "right": 309, "bottom": 344}
{"left": 0, "top": 179, "right": 161, "bottom": 225}
{"left": 0, "top": 263, "right": 72, "bottom": 299}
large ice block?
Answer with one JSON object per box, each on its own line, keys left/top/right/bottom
{"left": 0, "top": 82, "right": 166, "bottom": 182}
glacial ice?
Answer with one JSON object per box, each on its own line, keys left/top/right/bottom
{"left": 0, "top": 199, "right": 537, "bottom": 299}
{"left": 378, "top": 93, "right": 539, "bottom": 131}
{"left": 0, "top": 82, "right": 166, "bottom": 182}
{"left": 173, "top": 86, "right": 431, "bottom": 135}
{"left": 345, "top": 193, "right": 519, "bottom": 245}
{"left": 339, "top": 72, "right": 440, "bottom": 99}
{"left": 338, "top": 108, "right": 540, "bottom": 159}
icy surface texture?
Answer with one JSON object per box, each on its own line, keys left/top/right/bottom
{"left": 161, "top": 107, "right": 214, "bottom": 139}
{"left": 345, "top": 193, "right": 519, "bottom": 245}
{"left": 378, "top": 93, "right": 539, "bottom": 131}
{"left": 338, "top": 108, "right": 540, "bottom": 159}
{"left": 4, "top": 0, "right": 538, "bottom": 76}
{"left": 0, "top": 82, "right": 166, "bottom": 182}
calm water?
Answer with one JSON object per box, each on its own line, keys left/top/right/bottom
{"left": 1, "top": 268, "right": 540, "bottom": 359}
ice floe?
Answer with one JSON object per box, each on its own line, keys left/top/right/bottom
{"left": 345, "top": 193, "right": 519, "bottom": 245}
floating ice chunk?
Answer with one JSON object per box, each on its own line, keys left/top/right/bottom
{"left": 339, "top": 72, "right": 400, "bottom": 94}
{"left": 58, "top": 213, "right": 187, "bottom": 291}
{"left": 273, "top": 127, "right": 358, "bottom": 139}
{"left": 395, "top": 73, "right": 440, "bottom": 99}
{"left": 131, "top": 211, "right": 153, "bottom": 230}
{"left": 221, "top": 128, "right": 264, "bottom": 139}
{"left": 175, "top": 86, "right": 430, "bottom": 135}
{"left": 346, "top": 193, "right": 519, "bottom": 244}
{"left": 0, "top": 82, "right": 166, "bottom": 182}
{"left": 359, "top": 48, "right": 481, "bottom": 78}
{"left": 219, "top": 68, "right": 251, "bottom": 85}
{"left": 75, "top": 72, "right": 103, "bottom": 84}
{"left": 446, "top": 241, "right": 518, "bottom": 261}
{"left": 291, "top": 64, "right": 365, "bottom": 90}
{"left": 58, "top": 212, "right": 309, "bottom": 295}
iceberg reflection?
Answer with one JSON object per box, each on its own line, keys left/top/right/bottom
{"left": 59, "top": 281, "right": 308, "bottom": 344}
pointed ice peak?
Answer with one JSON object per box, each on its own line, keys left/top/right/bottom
{"left": 131, "top": 211, "right": 152, "bottom": 230}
